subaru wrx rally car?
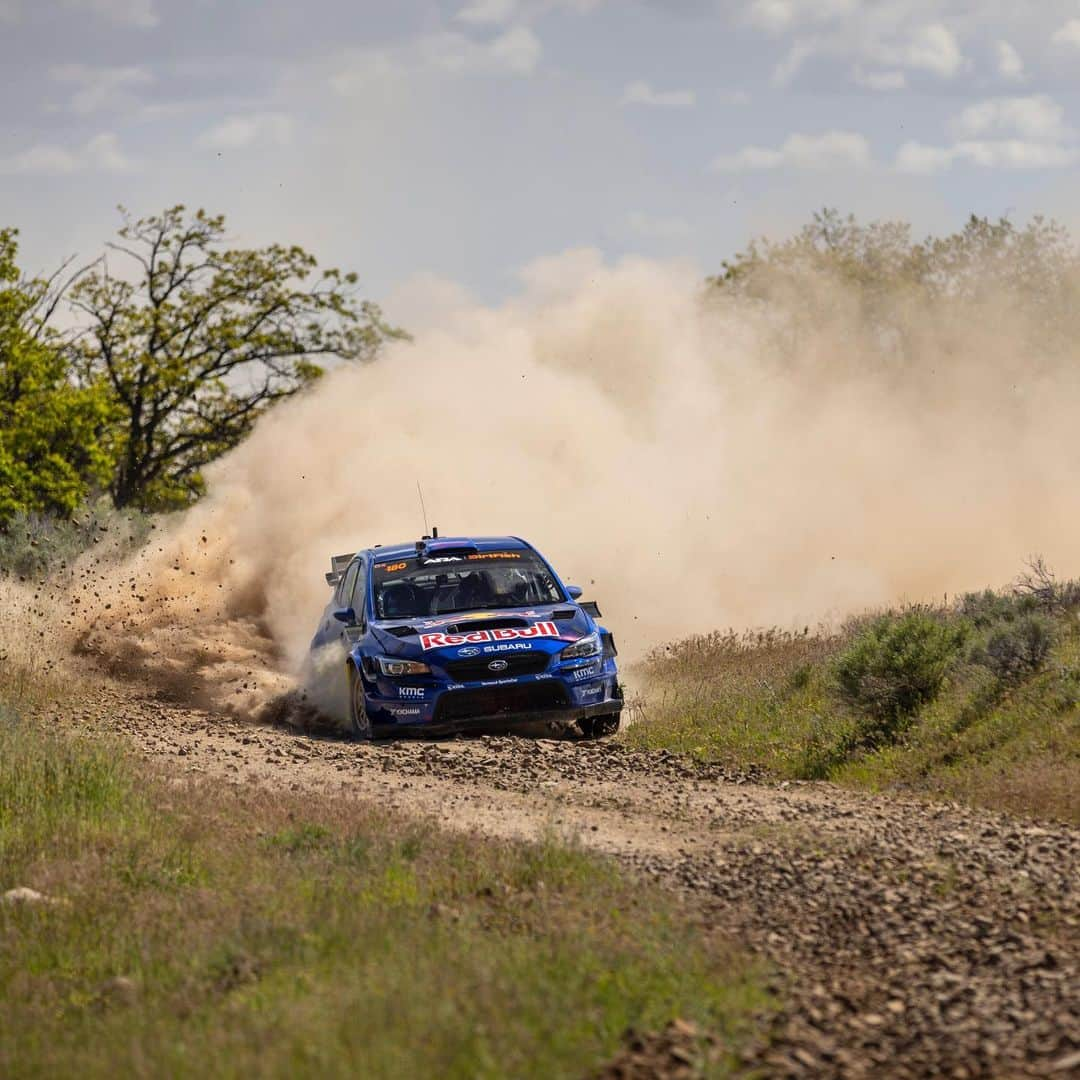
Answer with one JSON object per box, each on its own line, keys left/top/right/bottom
{"left": 310, "top": 533, "right": 621, "bottom": 739}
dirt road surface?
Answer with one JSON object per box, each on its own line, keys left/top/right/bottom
{"left": 54, "top": 678, "right": 1079, "bottom": 1079}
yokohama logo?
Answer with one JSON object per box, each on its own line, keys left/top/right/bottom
{"left": 420, "top": 621, "right": 559, "bottom": 651}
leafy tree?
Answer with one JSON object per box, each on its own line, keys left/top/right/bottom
{"left": 67, "top": 206, "right": 406, "bottom": 510}
{"left": 0, "top": 229, "right": 114, "bottom": 526}
{"left": 709, "top": 209, "right": 1080, "bottom": 361}
{"left": 711, "top": 208, "right": 1079, "bottom": 297}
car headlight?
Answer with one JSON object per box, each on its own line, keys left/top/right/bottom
{"left": 376, "top": 657, "right": 431, "bottom": 677}
{"left": 561, "top": 632, "right": 600, "bottom": 660}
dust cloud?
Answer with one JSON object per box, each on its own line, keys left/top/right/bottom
{"left": 26, "top": 247, "right": 1080, "bottom": 720}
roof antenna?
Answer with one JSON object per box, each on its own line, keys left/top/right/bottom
{"left": 417, "top": 480, "right": 430, "bottom": 540}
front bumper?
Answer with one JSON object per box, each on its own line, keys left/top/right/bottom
{"left": 364, "top": 657, "right": 621, "bottom": 734}
{"left": 381, "top": 700, "right": 620, "bottom": 737}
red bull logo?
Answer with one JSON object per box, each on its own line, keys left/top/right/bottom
{"left": 420, "top": 621, "right": 559, "bottom": 651}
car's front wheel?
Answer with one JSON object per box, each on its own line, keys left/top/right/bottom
{"left": 579, "top": 713, "right": 621, "bottom": 738}
{"left": 347, "top": 666, "right": 373, "bottom": 740}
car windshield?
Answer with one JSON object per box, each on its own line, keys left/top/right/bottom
{"left": 371, "top": 551, "right": 563, "bottom": 619}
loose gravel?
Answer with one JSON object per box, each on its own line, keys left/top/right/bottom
{"left": 52, "top": 679, "right": 1079, "bottom": 1078}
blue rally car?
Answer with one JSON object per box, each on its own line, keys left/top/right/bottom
{"left": 310, "top": 533, "right": 622, "bottom": 739}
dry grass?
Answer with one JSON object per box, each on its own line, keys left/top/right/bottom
{"left": 625, "top": 628, "right": 846, "bottom": 776}
{"left": 0, "top": 574, "right": 68, "bottom": 713}
{"left": 627, "top": 593, "right": 1080, "bottom": 825}
{"left": 0, "top": 707, "right": 770, "bottom": 1078}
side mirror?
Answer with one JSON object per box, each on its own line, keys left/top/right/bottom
{"left": 333, "top": 607, "right": 357, "bottom": 625}
{"left": 566, "top": 585, "right": 583, "bottom": 601}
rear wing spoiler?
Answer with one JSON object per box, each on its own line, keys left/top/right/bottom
{"left": 325, "top": 552, "right": 355, "bottom": 587}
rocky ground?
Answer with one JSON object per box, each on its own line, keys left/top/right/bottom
{"left": 52, "top": 679, "right": 1079, "bottom": 1079}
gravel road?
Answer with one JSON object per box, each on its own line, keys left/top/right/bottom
{"left": 56, "top": 679, "right": 1079, "bottom": 1079}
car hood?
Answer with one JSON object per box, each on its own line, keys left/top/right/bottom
{"left": 368, "top": 605, "right": 592, "bottom": 662}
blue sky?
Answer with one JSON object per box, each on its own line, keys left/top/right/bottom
{"left": 3, "top": 0, "right": 1080, "bottom": 310}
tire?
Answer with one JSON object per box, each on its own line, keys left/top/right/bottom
{"left": 347, "top": 666, "right": 373, "bottom": 740}
{"left": 579, "top": 712, "right": 621, "bottom": 739}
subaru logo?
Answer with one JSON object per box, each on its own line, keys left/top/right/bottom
{"left": 487, "top": 659, "right": 509, "bottom": 672}
{"left": 459, "top": 647, "right": 481, "bottom": 657}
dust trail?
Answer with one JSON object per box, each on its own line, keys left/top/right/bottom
{"left": 33, "top": 246, "right": 1080, "bottom": 721}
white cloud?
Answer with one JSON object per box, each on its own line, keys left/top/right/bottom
{"left": 751, "top": 1, "right": 966, "bottom": 87}
{"left": 64, "top": 0, "right": 158, "bottom": 28}
{"left": 778, "top": 24, "right": 965, "bottom": 85}
{"left": 894, "top": 141, "right": 955, "bottom": 174}
{"left": 197, "top": 112, "right": 294, "bottom": 150}
{"left": 771, "top": 39, "right": 817, "bottom": 84}
{"left": 0, "top": 0, "right": 20, "bottom": 22}
{"left": 955, "top": 95, "right": 1071, "bottom": 141}
{"left": 488, "top": 25, "right": 542, "bottom": 74}
{"left": 853, "top": 67, "right": 907, "bottom": 91}
{"left": 84, "top": 132, "right": 131, "bottom": 170}
{"left": 1052, "top": 19, "right": 1080, "bottom": 49}
{"left": 49, "top": 64, "right": 152, "bottom": 114}
{"left": 548, "top": 0, "right": 607, "bottom": 11}
{"left": 456, "top": 0, "right": 518, "bottom": 24}
{"left": 331, "top": 27, "right": 543, "bottom": 93}
{"left": 899, "top": 90, "right": 1078, "bottom": 174}
{"left": 746, "top": 0, "right": 793, "bottom": 31}
{"left": 5, "top": 145, "right": 80, "bottom": 175}
{"left": 994, "top": 40, "right": 1024, "bottom": 81}
{"left": 902, "top": 23, "right": 962, "bottom": 77}
{"left": 626, "top": 211, "right": 691, "bottom": 239}
{"left": 455, "top": 0, "right": 602, "bottom": 26}
{"left": 957, "top": 140, "right": 1078, "bottom": 169}
{"left": 711, "top": 130, "right": 871, "bottom": 172}
{"left": 747, "top": 0, "right": 858, "bottom": 33}
{"left": 621, "top": 80, "right": 696, "bottom": 107}
{"left": 896, "top": 138, "right": 1078, "bottom": 173}
{"left": 0, "top": 132, "right": 133, "bottom": 175}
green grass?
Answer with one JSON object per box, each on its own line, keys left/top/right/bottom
{"left": 0, "top": 709, "right": 770, "bottom": 1078}
{"left": 626, "top": 576, "right": 1080, "bottom": 824}
{"left": 625, "top": 628, "right": 849, "bottom": 777}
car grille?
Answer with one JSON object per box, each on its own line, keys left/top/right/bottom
{"left": 444, "top": 653, "right": 550, "bottom": 681}
{"left": 435, "top": 682, "right": 568, "bottom": 723}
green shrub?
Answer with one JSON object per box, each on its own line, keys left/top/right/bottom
{"left": 957, "top": 563, "right": 1080, "bottom": 628}
{"left": 972, "top": 615, "right": 1056, "bottom": 684}
{"left": 0, "top": 498, "right": 150, "bottom": 579}
{"left": 957, "top": 588, "right": 1036, "bottom": 627}
{"left": 833, "top": 611, "right": 966, "bottom": 745}
{"left": 628, "top": 569, "right": 1080, "bottom": 820}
